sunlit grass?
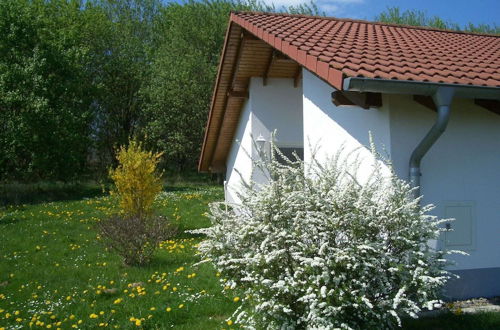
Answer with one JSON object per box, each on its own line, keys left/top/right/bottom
{"left": 1, "top": 184, "right": 498, "bottom": 329}
{"left": 0, "top": 186, "right": 239, "bottom": 329}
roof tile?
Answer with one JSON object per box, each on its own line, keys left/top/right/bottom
{"left": 232, "top": 11, "right": 500, "bottom": 88}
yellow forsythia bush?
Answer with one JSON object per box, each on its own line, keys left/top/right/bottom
{"left": 109, "top": 140, "right": 163, "bottom": 218}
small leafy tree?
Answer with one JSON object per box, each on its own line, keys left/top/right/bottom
{"left": 100, "top": 139, "right": 175, "bottom": 265}
{"left": 198, "top": 143, "right": 454, "bottom": 329}
{"left": 109, "top": 140, "right": 163, "bottom": 218}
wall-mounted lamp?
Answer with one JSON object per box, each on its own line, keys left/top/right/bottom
{"left": 256, "top": 134, "right": 266, "bottom": 151}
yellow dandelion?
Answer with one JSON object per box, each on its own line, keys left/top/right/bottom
{"left": 227, "top": 320, "right": 233, "bottom": 326}
{"left": 165, "top": 307, "right": 171, "bottom": 312}
{"left": 89, "top": 313, "right": 98, "bottom": 319}
{"left": 233, "top": 297, "right": 240, "bottom": 303}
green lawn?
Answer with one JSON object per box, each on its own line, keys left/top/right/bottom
{"left": 1, "top": 185, "right": 499, "bottom": 329}
{"left": 0, "top": 185, "right": 237, "bottom": 329}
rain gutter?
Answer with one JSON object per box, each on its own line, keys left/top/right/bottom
{"left": 343, "top": 77, "right": 500, "bottom": 199}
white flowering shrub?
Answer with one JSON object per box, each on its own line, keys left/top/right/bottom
{"left": 199, "top": 143, "right": 452, "bottom": 329}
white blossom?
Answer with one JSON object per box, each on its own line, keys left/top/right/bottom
{"left": 198, "top": 142, "right": 454, "bottom": 329}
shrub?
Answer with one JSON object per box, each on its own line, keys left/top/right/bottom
{"left": 98, "top": 214, "right": 176, "bottom": 266}
{"left": 109, "top": 140, "right": 163, "bottom": 218}
{"left": 100, "top": 139, "right": 175, "bottom": 266}
{"left": 198, "top": 144, "right": 453, "bottom": 329}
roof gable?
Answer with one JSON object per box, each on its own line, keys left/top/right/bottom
{"left": 234, "top": 11, "right": 500, "bottom": 88}
{"left": 199, "top": 11, "right": 500, "bottom": 172}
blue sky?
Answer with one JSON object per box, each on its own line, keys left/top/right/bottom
{"left": 235, "top": 0, "right": 500, "bottom": 27}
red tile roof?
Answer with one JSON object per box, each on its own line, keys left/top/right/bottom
{"left": 231, "top": 11, "right": 500, "bottom": 89}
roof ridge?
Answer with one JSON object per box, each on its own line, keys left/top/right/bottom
{"left": 232, "top": 11, "right": 500, "bottom": 38}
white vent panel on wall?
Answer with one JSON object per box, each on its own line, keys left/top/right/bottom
{"left": 443, "top": 201, "right": 475, "bottom": 250}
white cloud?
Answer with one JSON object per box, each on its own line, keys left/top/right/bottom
{"left": 259, "top": 0, "right": 363, "bottom": 16}
{"left": 320, "top": 4, "right": 340, "bottom": 13}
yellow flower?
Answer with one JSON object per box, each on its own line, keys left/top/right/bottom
{"left": 135, "top": 319, "right": 141, "bottom": 326}
{"left": 114, "top": 298, "right": 122, "bottom": 304}
{"left": 66, "top": 296, "right": 72, "bottom": 301}
{"left": 178, "top": 304, "right": 184, "bottom": 309}
{"left": 165, "top": 307, "right": 171, "bottom": 312}
{"left": 69, "top": 315, "right": 75, "bottom": 320}
{"left": 233, "top": 297, "right": 240, "bottom": 302}
{"left": 227, "top": 320, "right": 233, "bottom": 326}
{"left": 99, "top": 311, "right": 104, "bottom": 315}
{"left": 149, "top": 307, "right": 156, "bottom": 311}
{"left": 89, "top": 313, "right": 98, "bottom": 319}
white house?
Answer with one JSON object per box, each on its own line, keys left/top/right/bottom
{"left": 199, "top": 12, "right": 500, "bottom": 300}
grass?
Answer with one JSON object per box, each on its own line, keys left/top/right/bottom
{"left": 1, "top": 184, "right": 499, "bottom": 329}
{"left": 0, "top": 185, "right": 238, "bottom": 329}
{"left": 402, "top": 311, "right": 500, "bottom": 329}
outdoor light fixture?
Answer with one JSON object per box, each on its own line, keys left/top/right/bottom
{"left": 256, "top": 134, "right": 266, "bottom": 151}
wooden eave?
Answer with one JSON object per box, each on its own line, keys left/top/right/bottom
{"left": 198, "top": 20, "right": 303, "bottom": 173}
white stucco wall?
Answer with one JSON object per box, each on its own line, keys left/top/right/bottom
{"left": 389, "top": 94, "right": 500, "bottom": 270}
{"left": 250, "top": 77, "right": 304, "bottom": 148}
{"left": 302, "top": 69, "right": 392, "bottom": 182}
{"left": 225, "top": 99, "right": 252, "bottom": 204}
{"left": 225, "top": 69, "right": 500, "bottom": 274}
{"left": 225, "top": 77, "right": 303, "bottom": 201}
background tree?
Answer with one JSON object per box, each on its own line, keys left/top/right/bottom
{"left": 86, "top": 0, "right": 162, "bottom": 173}
{"left": 139, "top": 0, "right": 318, "bottom": 172}
{"left": 0, "top": 0, "right": 96, "bottom": 181}
{"left": 375, "top": 7, "right": 499, "bottom": 34}
{"left": 0, "top": 1, "right": 497, "bottom": 183}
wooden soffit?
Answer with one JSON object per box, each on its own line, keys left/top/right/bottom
{"left": 198, "top": 22, "right": 300, "bottom": 173}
